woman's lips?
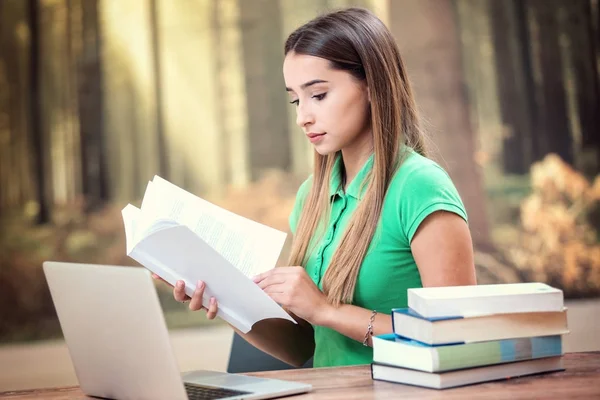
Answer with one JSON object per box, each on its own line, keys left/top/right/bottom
{"left": 307, "top": 132, "right": 326, "bottom": 143}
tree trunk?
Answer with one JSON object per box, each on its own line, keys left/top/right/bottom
{"left": 490, "top": 0, "right": 537, "bottom": 174}
{"left": 389, "top": 0, "right": 492, "bottom": 249}
{"left": 454, "top": 0, "right": 504, "bottom": 182}
{"left": 212, "top": 0, "right": 252, "bottom": 188}
{"left": 557, "top": 0, "right": 600, "bottom": 176}
{"left": 77, "top": 0, "right": 108, "bottom": 212}
{"left": 149, "top": 0, "right": 168, "bottom": 180}
{"left": 238, "top": 0, "right": 291, "bottom": 180}
{"left": 28, "top": 0, "right": 50, "bottom": 224}
{"left": 0, "top": 0, "right": 33, "bottom": 213}
{"left": 526, "top": 0, "right": 573, "bottom": 164}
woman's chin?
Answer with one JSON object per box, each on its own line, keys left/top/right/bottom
{"left": 313, "top": 143, "right": 339, "bottom": 156}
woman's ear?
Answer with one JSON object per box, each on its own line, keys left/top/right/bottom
{"left": 367, "top": 87, "right": 371, "bottom": 103}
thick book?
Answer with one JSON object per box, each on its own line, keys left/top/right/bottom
{"left": 407, "top": 282, "right": 564, "bottom": 318}
{"left": 391, "top": 307, "right": 569, "bottom": 345}
{"left": 372, "top": 334, "right": 563, "bottom": 373}
{"left": 371, "top": 356, "right": 564, "bottom": 389}
{"left": 121, "top": 175, "right": 295, "bottom": 333}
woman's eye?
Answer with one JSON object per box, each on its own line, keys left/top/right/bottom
{"left": 289, "top": 93, "right": 326, "bottom": 106}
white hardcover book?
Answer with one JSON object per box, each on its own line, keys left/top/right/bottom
{"left": 407, "top": 283, "right": 564, "bottom": 318}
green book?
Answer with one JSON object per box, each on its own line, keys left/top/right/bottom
{"left": 372, "top": 334, "right": 563, "bottom": 373}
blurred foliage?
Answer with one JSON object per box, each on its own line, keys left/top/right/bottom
{"left": 0, "top": 200, "right": 131, "bottom": 342}
{"left": 494, "top": 154, "right": 600, "bottom": 297}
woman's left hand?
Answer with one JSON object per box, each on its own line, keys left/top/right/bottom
{"left": 252, "top": 266, "right": 331, "bottom": 325}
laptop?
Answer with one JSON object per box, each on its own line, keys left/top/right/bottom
{"left": 42, "top": 261, "right": 312, "bottom": 400}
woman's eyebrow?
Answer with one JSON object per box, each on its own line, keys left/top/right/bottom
{"left": 286, "top": 79, "right": 329, "bottom": 92}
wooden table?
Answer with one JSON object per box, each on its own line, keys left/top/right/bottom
{"left": 1, "top": 352, "right": 598, "bottom": 399}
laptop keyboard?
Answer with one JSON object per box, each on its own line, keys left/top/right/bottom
{"left": 184, "top": 382, "right": 252, "bottom": 399}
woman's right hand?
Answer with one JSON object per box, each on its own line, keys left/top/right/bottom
{"left": 151, "top": 274, "right": 220, "bottom": 319}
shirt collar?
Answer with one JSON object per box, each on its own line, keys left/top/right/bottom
{"left": 329, "top": 152, "right": 375, "bottom": 200}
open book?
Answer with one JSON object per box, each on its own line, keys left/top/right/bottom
{"left": 121, "top": 175, "right": 295, "bottom": 333}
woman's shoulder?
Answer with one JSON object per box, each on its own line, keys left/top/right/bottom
{"left": 386, "top": 149, "right": 467, "bottom": 241}
{"left": 389, "top": 149, "right": 455, "bottom": 191}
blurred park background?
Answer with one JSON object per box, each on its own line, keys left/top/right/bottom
{"left": 0, "top": 0, "right": 599, "bottom": 391}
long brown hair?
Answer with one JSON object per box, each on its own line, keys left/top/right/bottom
{"left": 286, "top": 8, "right": 427, "bottom": 306}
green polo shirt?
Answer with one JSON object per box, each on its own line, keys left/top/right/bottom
{"left": 288, "top": 148, "right": 468, "bottom": 368}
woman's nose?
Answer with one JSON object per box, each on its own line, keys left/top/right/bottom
{"left": 296, "top": 103, "right": 315, "bottom": 128}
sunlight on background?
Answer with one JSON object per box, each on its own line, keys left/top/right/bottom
{"left": 0, "top": 0, "right": 598, "bottom": 392}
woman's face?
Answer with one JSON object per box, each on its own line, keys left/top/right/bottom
{"left": 283, "top": 52, "right": 372, "bottom": 156}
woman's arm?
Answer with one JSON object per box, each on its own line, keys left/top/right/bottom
{"left": 253, "top": 210, "right": 476, "bottom": 349}
{"left": 254, "top": 267, "right": 392, "bottom": 348}
{"left": 231, "top": 314, "right": 315, "bottom": 368}
{"left": 311, "top": 304, "right": 391, "bottom": 347}
{"left": 410, "top": 210, "right": 477, "bottom": 286}
{"left": 309, "top": 210, "right": 477, "bottom": 345}
{"left": 169, "top": 278, "right": 315, "bottom": 368}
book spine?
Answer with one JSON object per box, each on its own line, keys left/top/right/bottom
{"left": 436, "top": 336, "right": 563, "bottom": 371}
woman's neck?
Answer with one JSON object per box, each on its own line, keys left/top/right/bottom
{"left": 340, "top": 131, "right": 374, "bottom": 190}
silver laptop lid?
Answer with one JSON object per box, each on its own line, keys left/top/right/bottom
{"left": 43, "top": 261, "right": 188, "bottom": 400}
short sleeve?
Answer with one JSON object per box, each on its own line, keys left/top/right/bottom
{"left": 399, "top": 163, "right": 468, "bottom": 244}
{"left": 289, "top": 176, "right": 313, "bottom": 235}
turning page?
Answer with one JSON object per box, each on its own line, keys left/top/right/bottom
{"left": 138, "top": 176, "right": 287, "bottom": 278}
{"left": 121, "top": 176, "right": 295, "bottom": 333}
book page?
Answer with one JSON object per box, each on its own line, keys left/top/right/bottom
{"left": 138, "top": 176, "right": 287, "bottom": 277}
{"left": 121, "top": 204, "right": 141, "bottom": 254}
{"left": 130, "top": 225, "right": 295, "bottom": 333}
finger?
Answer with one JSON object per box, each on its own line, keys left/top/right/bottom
{"left": 257, "top": 275, "right": 287, "bottom": 290}
{"left": 173, "top": 280, "right": 189, "bottom": 303}
{"left": 263, "top": 283, "right": 286, "bottom": 295}
{"left": 251, "top": 271, "right": 268, "bottom": 283}
{"left": 188, "top": 281, "right": 205, "bottom": 311}
{"left": 252, "top": 266, "right": 294, "bottom": 283}
{"left": 206, "top": 297, "right": 218, "bottom": 319}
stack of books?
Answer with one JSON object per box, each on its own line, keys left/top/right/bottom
{"left": 371, "top": 282, "right": 569, "bottom": 389}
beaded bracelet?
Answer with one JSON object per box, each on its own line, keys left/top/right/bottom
{"left": 362, "top": 310, "right": 377, "bottom": 346}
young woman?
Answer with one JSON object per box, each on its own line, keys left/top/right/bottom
{"left": 162, "top": 7, "right": 476, "bottom": 368}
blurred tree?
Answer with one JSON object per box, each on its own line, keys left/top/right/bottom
{"left": 455, "top": 0, "right": 506, "bottom": 185}
{"left": 462, "top": 0, "right": 599, "bottom": 179}
{"left": 0, "top": 3, "right": 12, "bottom": 214}
{"left": 389, "top": 0, "right": 492, "bottom": 249}
{"left": 76, "top": 0, "right": 109, "bottom": 212}
{"left": 490, "top": 0, "right": 537, "bottom": 174}
{"left": 213, "top": 0, "right": 251, "bottom": 188}
{"left": 238, "top": 0, "right": 291, "bottom": 180}
{"left": 149, "top": 0, "right": 168, "bottom": 180}
{"left": 527, "top": 0, "right": 573, "bottom": 165}
{"left": 0, "top": 0, "right": 35, "bottom": 214}
{"left": 557, "top": 0, "right": 600, "bottom": 177}
{"left": 28, "top": 0, "right": 51, "bottom": 224}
